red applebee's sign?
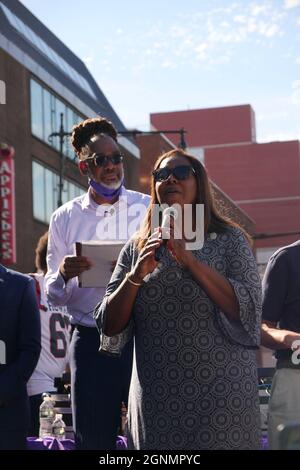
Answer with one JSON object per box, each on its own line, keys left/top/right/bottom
{"left": 0, "top": 143, "right": 16, "bottom": 264}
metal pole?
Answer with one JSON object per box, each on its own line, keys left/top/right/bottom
{"left": 48, "top": 126, "right": 187, "bottom": 207}
{"left": 117, "top": 128, "right": 187, "bottom": 149}
{"left": 48, "top": 113, "right": 72, "bottom": 208}
{"left": 57, "top": 113, "right": 64, "bottom": 207}
{"left": 179, "top": 128, "right": 187, "bottom": 149}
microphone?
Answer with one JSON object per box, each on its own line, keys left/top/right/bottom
{"left": 155, "top": 207, "right": 177, "bottom": 261}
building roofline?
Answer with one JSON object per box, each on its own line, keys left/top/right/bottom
{"left": 150, "top": 104, "right": 254, "bottom": 117}
{"left": 211, "top": 180, "right": 256, "bottom": 226}
{"left": 0, "top": 0, "right": 134, "bottom": 138}
{"left": 0, "top": 0, "right": 140, "bottom": 157}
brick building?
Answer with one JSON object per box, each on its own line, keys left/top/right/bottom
{"left": 137, "top": 133, "right": 255, "bottom": 237}
{"left": 151, "top": 105, "right": 300, "bottom": 271}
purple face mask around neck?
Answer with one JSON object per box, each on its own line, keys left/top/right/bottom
{"left": 89, "top": 178, "right": 124, "bottom": 200}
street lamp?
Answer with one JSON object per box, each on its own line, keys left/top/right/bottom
{"left": 118, "top": 128, "right": 187, "bottom": 150}
{"left": 48, "top": 112, "right": 71, "bottom": 208}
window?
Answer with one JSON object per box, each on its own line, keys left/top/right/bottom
{"left": 32, "top": 160, "right": 45, "bottom": 222}
{"left": 32, "top": 160, "right": 85, "bottom": 224}
{"left": 43, "top": 89, "right": 52, "bottom": 147}
{"left": 30, "top": 80, "right": 44, "bottom": 140}
{"left": 30, "top": 78, "right": 84, "bottom": 159}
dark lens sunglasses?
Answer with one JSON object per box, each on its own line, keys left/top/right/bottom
{"left": 85, "top": 153, "right": 123, "bottom": 167}
{"left": 152, "top": 165, "right": 195, "bottom": 182}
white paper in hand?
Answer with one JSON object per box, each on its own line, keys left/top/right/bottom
{"left": 76, "top": 240, "right": 125, "bottom": 288}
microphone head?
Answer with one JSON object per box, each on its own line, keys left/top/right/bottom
{"left": 155, "top": 207, "right": 179, "bottom": 261}
{"left": 161, "top": 206, "right": 178, "bottom": 239}
{"left": 161, "top": 207, "right": 178, "bottom": 228}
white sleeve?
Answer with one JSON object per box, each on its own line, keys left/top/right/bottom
{"left": 45, "top": 211, "right": 77, "bottom": 306}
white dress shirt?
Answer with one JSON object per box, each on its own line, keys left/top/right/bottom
{"left": 45, "top": 187, "right": 150, "bottom": 327}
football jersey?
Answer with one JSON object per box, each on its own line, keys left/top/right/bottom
{"left": 27, "top": 273, "right": 71, "bottom": 397}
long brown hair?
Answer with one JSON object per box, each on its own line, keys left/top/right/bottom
{"left": 136, "top": 149, "right": 247, "bottom": 250}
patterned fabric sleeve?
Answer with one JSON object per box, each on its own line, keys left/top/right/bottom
{"left": 215, "top": 227, "right": 262, "bottom": 348}
{"left": 94, "top": 238, "right": 137, "bottom": 356}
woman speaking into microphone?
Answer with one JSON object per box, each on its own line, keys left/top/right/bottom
{"left": 94, "top": 149, "right": 262, "bottom": 450}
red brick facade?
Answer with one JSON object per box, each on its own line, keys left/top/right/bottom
{"left": 151, "top": 106, "right": 300, "bottom": 254}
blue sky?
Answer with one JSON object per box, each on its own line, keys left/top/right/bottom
{"left": 21, "top": 0, "right": 300, "bottom": 143}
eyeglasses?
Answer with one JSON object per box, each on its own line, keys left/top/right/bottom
{"left": 152, "top": 165, "right": 195, "bottom": 182}
{"left": 84, "top": 152, "right": 123, "bottom": 167}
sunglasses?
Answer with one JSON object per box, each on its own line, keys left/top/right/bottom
{"left": 152, "top": 165, "right": 195, "bottom": 182}
{"left": 84, "top": 152, "right": 123, "bottom": 167}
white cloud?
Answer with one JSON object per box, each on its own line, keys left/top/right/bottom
{"left": 102, "top": 44, "right": 114, "bottom": 56}
{"left": 183, "top": 37, "right": 194, "bottom": 47}
{"left": 208, "top": 54, "right": 231, "bottom": 65}
{"left": 170, "top": 25, "right": 186, "bottom": 38}
{"left": 284, "top": 0, "right": 300, "bottom": 9}
{"left": 83, "top": 56, "right": 93, "bottom": 66}
{"left": 194, "top": 43, "right": 209, "bottom": 56}
{"left": 96, "top": 1, "right": 284, "bottom": 74}
{"left": 92, "top": 1, "right": 293, "bottom": 74}
{"left": 220, "top": 21, "right": 231, "bottom": 28}
{"left": 161, "top": 61, "right": 177, "bottom": 69}
{"left": 144, "top": 48, "right": 156, "bottom": 56}
{"left": 263, "top": 24, "right": 280, "bottom": 37}
{"left": 205, "top": 5, "right": 283, "bottom": 46}
{"left": 233, "top": 15, "right": 247, "bottom": 23}
{"left": 250, "top": 4, "right": 269, "bottom": 16}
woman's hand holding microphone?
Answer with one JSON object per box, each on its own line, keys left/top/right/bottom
{"left": 129, "top": 229, "right": 163, "bottom": 285}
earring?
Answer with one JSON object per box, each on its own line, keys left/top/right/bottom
{"left": 79, "top": 161, "right": 88, "bottom": 175}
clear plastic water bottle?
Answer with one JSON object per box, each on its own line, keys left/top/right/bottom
{"left": 39, "top": 395, "right": 55, "bottom": 438}
{"left": 52, "top": 413, "right": 66, "bottom": 440}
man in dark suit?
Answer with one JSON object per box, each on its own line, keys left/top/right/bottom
{"left": 0, "top": 264, "right": 41, "bottom": 450}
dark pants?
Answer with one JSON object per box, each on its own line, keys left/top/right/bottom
{"left": 69, "top": 325, "right": 133, "bottom": 450}
{"left": 28, "top": 394, "right": 43, "bottom": 437}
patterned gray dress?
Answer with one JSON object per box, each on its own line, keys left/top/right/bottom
{"left": 96, "top": 227, "right": 262, "bottom": 450}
